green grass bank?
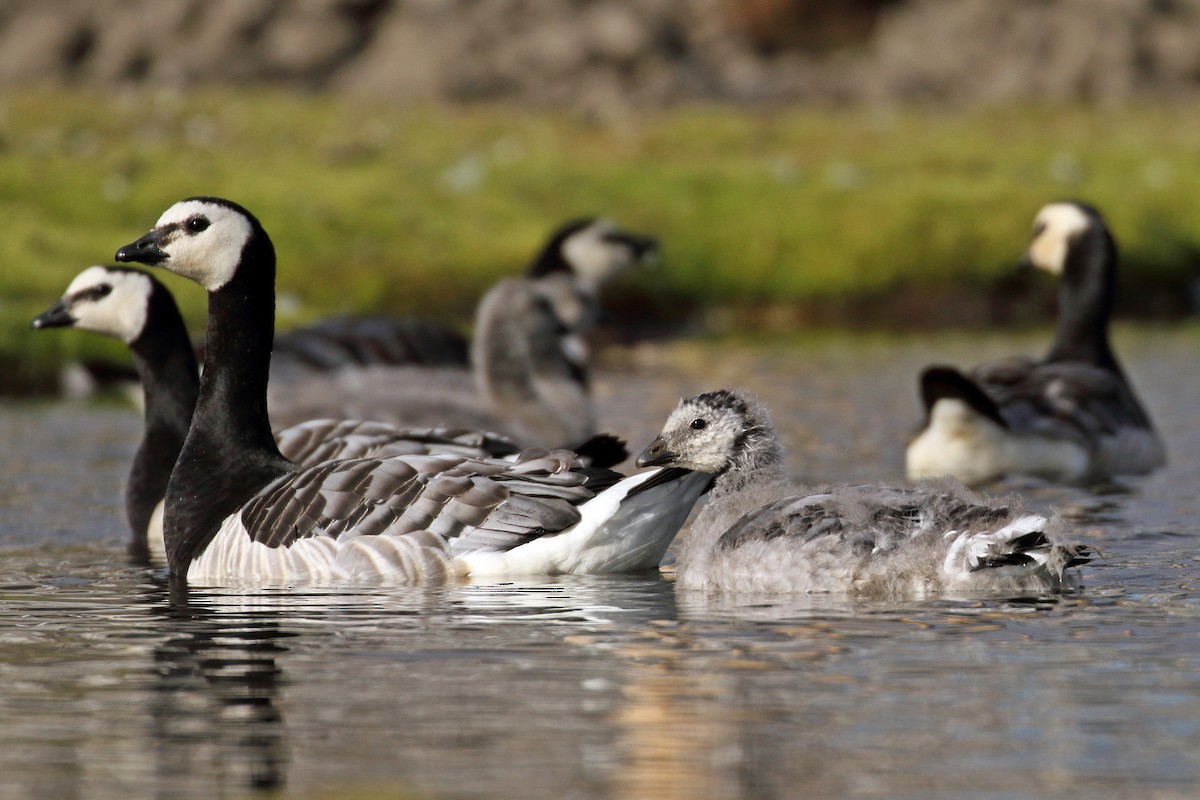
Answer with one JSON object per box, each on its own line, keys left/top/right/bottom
{"left": 3, "top": 88, "right": 1199, "bottom": 392}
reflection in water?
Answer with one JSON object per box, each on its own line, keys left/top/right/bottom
{"left": 146, "top": 581, "right": 292, "bottom": 795}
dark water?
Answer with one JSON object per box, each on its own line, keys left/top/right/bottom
{"left": 2, "top": 327, "right": 1199, "bottom": 799}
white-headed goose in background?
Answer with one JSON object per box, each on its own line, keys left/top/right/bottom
{"left": 113, "top": 198, "right": 708, "bottom": 584}
{"left": 906, "top": 201, "right": 1165, "bottom": 486}
{"left": 638, "top": 390, "right": 1088, "bottom": 596}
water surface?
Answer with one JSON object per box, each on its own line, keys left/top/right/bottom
{"left": 2, "top": 328, "right": 1199, "bottom": 799}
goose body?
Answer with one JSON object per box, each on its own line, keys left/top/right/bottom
{"left": 113, "top": 197, "right": 706, "bottom": 585}
{"left": 638, "top": 390, "right": 1088, "bottom": 596}
{"left": 906, "top": 202, "right": 1165, "bottom": 485}
{"left": 266, "top": 218, "right": 657, "bottom": 448}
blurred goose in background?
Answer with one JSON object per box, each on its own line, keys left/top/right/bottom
{"left": 111, "top": 197, "right": 707, "bottom": 584}
{"left": 638, "top": 390, "right": 1088, "bottom": 596}
{"left": 266, "top": 218, "right": 658, "bottom": 449}
{"left": 906, "top": 201, "right": 1165, "bottom": 486}
{"left": 273, "top": 217, "right": 653, "bottom": 376}
{"left": 32, "top": 266, "right": 537, "bottom": 565}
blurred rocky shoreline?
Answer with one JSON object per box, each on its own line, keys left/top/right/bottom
{"left": 3, "top": 0, "right": 1199, "bottom": 116}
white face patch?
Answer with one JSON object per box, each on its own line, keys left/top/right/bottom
{"left": 561, "top": 220, "right": 637, "bottom": 286}
{"left": 150, "top": 199, "right": 254, "bottom": 292}
{"left": 63, "top": 266, "right": 152, "bottom": 343}
{"left": 1027, "top": 203, "right": 1091, "bottom": 276}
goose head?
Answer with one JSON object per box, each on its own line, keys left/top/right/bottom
{"left": 115, "top": 197, "right": 263, "bottom": 292}
{"left": 528, "top": 218, "right": 659, "bottom": 287}
{"left": 32, "top": 266, "right": 153, "bottom": 344}
{"left": 637, "top": 389, "right": 781, "bottom": 476}
{"left": 1024, "top": 202, "right": 1102, "bottom": 276}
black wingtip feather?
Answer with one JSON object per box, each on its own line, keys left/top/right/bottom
{"left": 570, "top": 433, "right": 629, "bottom": 469}
{"left": 919, "top": 366, "right": 1010, "bottom": 430}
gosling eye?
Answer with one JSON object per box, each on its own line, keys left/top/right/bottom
{"left": 689, "top": 418, "right": 707, "bottom": 430}
{"left": 187, "top": 216, "right": 210, "bottom": 234}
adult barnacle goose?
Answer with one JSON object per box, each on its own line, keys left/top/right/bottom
{"left": 113, "top": 198, "right": 708, "bottom": 584}
{"left": 638, "top": 390, "right": 1088, "bottom": 595}
{"left": 265, "top": 218, "right": 658, "bottom": 449}
{"left": 32, "top": 266, "right": 533, "bottom": 564}
{"left": 906, "top": 202, "right": 1165, "bottom": 486}
{"left": 273, "top": 218, "right": 652, "bottom": 375}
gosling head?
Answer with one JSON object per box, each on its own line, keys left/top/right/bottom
{"left": 637, "top": 389, "right": 781, "bottom": 477}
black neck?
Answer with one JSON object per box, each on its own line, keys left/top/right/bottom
{"left": 124, "top": 284, "right": 200, "bottom": 563}
{"left": 164, "top": 231, "right": 293, "bottom": 573}
{"left": 1044, "top": 225, "right": 1120, "bottom": 372}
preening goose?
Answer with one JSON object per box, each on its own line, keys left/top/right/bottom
{"left": 32, "top": 266, "right": 529, "bottom": 564}
{"left": 906, "top": 202, "right": 1165, "bottom": 486}
{"left": 113, "top": 197, "right": 708, "bottom": 584}
{"left": 638, "top": 390, "right": 1088, "bottom": 596}
{"left": 266, "top": 218, "right": 658, "bottom": 449}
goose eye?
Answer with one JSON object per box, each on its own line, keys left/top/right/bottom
{"left": 89, "top": 284, "right": 112, "bottom": 300}
{"left": 689, "top": 418, "right": 707, "bottom": 430}
{"left": 187, "top": 216, "right": 210, "bottom": 233}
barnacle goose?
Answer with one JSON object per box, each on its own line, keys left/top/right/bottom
{"left": 906, "top": 202, "right": 1165, "bottom": 486}
{"left": 113, "top": 197, "right": 708, "bottom": 584}
{"left": 638, "top": 390, "right": 1088, "bottom": 595}
{"left": 265, "top": 218, "right": 658, "bottom": 449}
{"left": 32, "top": 266, "right": 531, "bottom": 564}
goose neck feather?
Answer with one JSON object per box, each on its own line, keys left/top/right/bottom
{"left": 125, "top": 280, "right": 200, "bottom": 558}
{"left": 710, "top": 417, "right": 787, "bottom": 500}
{"left": 165, "top": 216, "right": 293, "bottom": 573}
{"left": 1044, "top": 221, "right": 1120, "bottom": 372}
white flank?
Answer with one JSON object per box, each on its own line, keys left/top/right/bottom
{"left": 907, "top": 398, "right": 1088, "bottom": 485}
{"left": 457, "top": 468, "right": 711, "bottom": 577}
{"left": 906, "top": 399, "right": 1012, "bottom": 485}
{"left": 186, "top": 514, "right": 455, "bottom": 586}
